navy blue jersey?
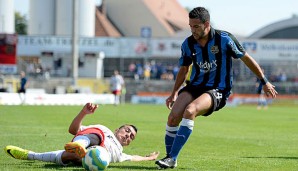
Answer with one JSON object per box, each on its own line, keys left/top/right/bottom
{"left": 179, "top": 27, "right": 245, "bottom": 95}
{"left": 20, "top": 77, "right": 27, "bottom": 89}
{"left": 256, "top": 78, "right": 263, "bottom": 94}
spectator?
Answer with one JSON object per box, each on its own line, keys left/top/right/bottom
{"left": 18, "top": 71, "right": 28, "bottom": 104}
{"left": 110, "top": 70, "right": 125, "bottom": 105}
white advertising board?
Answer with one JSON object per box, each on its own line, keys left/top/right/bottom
{"left": 0, "top": 93, "right": 115, "bottom": 105}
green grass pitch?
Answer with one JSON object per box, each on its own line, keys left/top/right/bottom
{"left": 0, "top": 103, "right": 297, "bottom": 170}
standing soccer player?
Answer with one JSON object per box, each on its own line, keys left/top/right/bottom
{"left": 17, "top": 71, "right": 28, "bottom": 104}
{"left": 110, "top": 70, "right": 125, "bottom": 105}
{"left": 155, "top": 7, "right": 278, "bottom": 169}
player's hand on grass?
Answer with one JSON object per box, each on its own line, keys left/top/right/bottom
{"left": 146, "top": 151, "right": 160, "bottom": 160}
{"left": 82, "top": 103, "right": 98, "bottom": 115}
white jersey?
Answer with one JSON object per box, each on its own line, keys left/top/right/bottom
{"left": 110, "top": 75, "right": 124, "bottom": 91}
{"left": 79, "top": 125, "right": 132, "bottom": 163}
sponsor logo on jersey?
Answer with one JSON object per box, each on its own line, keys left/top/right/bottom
{"left": 197, "top": 60, "right": 217, "bottom": 73}
{"left": 210, "top": 46, "right": 219, "bottom": 54}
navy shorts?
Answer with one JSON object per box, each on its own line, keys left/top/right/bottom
{"left": 178, "top": 85, "right": 228, "bottom": 116}
{"left": 18, "top": 88, "right": 26, "bottom": 93}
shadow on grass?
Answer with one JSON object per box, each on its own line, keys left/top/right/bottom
{"left": 43, "top": 163, "right": 84, "bottom": 170}
{"left": 3, "top": 161, "right": 83, "bottom": 170}
{"left": 17, "top": 162, "right": 84, "bottom": 170}
{"left": 109, "top": 165, "right": 189, "bottom": 170}
{"left": 109, "top": 165, "right": 158, "bottom": 170}
{"left": 243, "top": 156, "right": 298, "bottom": 160}
{"left": 6, "top": 161, "right": 189, "bottom": 170}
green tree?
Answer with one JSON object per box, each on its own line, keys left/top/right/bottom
{"left": 15, "top": 12, "right": 27, "bottom": 35}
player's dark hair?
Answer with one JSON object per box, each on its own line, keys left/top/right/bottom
{"left": 130, "top": 125, "right": 138, "bottom": 133}
{"left": 120, "top": 124, "right": 138, "bottom": 133}
{"left": 189, "top": 7, "right": 210, "bottom": 23}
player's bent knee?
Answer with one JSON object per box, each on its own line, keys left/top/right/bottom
{"left": 86, "top": 134, "right": 101, "bottom": 146}
{"left": 183, "top": 107, "right": 197, "bottom": 119}
{"left": 167, "top": 114, "right": 182, "bottom": 126}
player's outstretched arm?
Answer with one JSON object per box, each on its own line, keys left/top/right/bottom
{"left": 240, "top": 54, "right": 277, "bottom": 98}
{"left": 130, "top": 151, "right": 160, "bottom": 162}
{"left": 68, "top": 103, "right": 99, "bottom": 135}
{"left": 262, "top": 82, "right": 278, "bottom": 98}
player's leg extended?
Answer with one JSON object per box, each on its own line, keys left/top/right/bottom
{"left": 4, "top": 145, "right": 29, "bottom": 160}
{"left": 28, "top": 150, "right": 67, "bottom": 165}
{"left": 156, "top": 92, "right": 194, "bottom": 169}
{"left": 165, "top": 92, "right": 193, "bottom": 155}
{"left": 170, "top": 93, "right": 212, "bottom": 160}
{"left": 156, "top": 93, "right": 213, "bottom": 169}
{"left": 4, "top": 145, "right": 67, "bottom": 165}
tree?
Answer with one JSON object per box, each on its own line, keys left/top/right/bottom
{"left": 15, "top": 12, "right": 27, "bottom": 35}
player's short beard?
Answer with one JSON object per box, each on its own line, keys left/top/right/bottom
{"left": 197, "top": 31, "right": 205, "bottom": 39}
{"left": 193, "top": 26, "right": 206, "bottom": 40}
{"left": 193, "top": 30, "right": 205, "bottom": 40}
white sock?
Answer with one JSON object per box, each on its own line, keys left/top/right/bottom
{"left": 72, "top": 135, "right": 90, "bottom": 148}
{"left": 28, "top": 150, "right": 66, "bottom": 165}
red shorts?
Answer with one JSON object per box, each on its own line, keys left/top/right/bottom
{"left": 112, "top": 90, "right": 121, "bottom": 95}
{"left": 72, "top": 128, "right": 105, "bottom": 146}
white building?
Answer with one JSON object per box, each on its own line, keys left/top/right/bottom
{"left": 0, "top": 0, "right": 14, "bottom": 33}
{"left": 29, "top": 0, "right": 95, "bottom": 37}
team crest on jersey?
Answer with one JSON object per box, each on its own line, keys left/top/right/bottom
{"left": 210, "top": 46, "right": 219, "bottom": 54}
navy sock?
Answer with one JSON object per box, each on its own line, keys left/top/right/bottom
{"left": 170, "top": 118, "right": 194, "bottom": 160}
{"left": 165, "top": 125, "right": 178, "bottom": 155}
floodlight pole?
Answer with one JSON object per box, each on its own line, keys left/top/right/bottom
{"left": 72, "top": 0, "right": 79, "bottom": 86}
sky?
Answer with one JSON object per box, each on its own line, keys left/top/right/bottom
{"left": 14, "top": 0, "right": 298, "bottom": 37}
